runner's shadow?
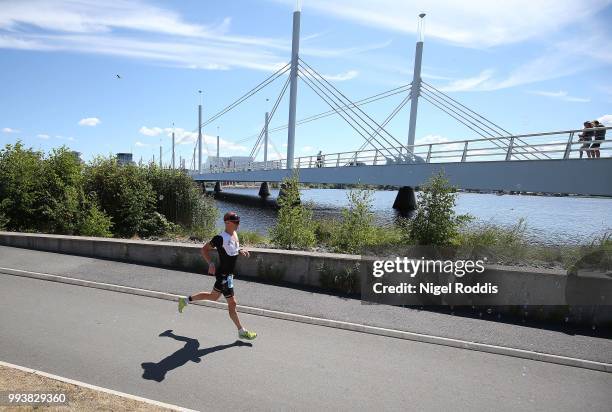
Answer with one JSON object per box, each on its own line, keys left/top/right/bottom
{"left": 141, "top": 330, "right": 252, "bottom": 382}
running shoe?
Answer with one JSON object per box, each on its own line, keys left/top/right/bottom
{"left": 238, "top": 330, "right": 257, "bottom": 340}
{"left": 178, "top": 297, "right": 187, "bottom": 313}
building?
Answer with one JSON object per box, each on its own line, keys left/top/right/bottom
{"left": 204, "top": 156, "right": 253, "bottom": 170}
{"left": 69, "top": 151, "right": 82, "bottom": 163}
{"left": 116, "top": 153, "right": 134, "bottom": 166}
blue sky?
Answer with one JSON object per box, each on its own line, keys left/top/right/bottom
{"left": 1, "top": 0, "right": 611, "bottom": 164}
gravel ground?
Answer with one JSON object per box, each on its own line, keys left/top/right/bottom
{"left": 0, "top": 365, "right": 175, "bottom": 411}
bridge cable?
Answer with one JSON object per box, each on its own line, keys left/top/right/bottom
{"left": 420, "top": 88, "right": 531, "bottom": 160}
{"left": 421, "top": 82, "right": 548, "bottom": 160}
{"left": 297, "top": 67, "right": 398, "bottom": 160}
{"left": 354, "top": 91, "right": 413, "bottom": 157}
{"left": 229, "top": 84, "right": 411, "bottom": 145}
{"left": 298, "top": 58, "right": 406, "bottom": 155}
{"left": 199, "top": 63, "right": 290, "bottom": 129}
{"left": 250, "top": 76, "right": 291, "bottom": 159}
{"left": 297, "top": 63, "right": 404, "bottom": 157}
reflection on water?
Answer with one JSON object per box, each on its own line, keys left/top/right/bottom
{"left": 210, "top": 188, "right": 612, "bottom": 245}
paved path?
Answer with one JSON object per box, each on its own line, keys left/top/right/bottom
{"left": 1, "top": 275, "right": 611, "bottom": 411}
{"left": 0, "top": 246, "right": 610, "bottom": 364}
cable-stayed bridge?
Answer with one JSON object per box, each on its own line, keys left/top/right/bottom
{"left": 175, "top": 10, "right": 611, "bottom": 209}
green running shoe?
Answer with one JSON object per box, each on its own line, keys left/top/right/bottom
{"left": 178, "top": 297, "right": 187, "bottom": 313}
{"left": 238, "top": 330, "right": 257, "bottom": 340}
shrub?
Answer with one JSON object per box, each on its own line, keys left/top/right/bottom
{"left": 330, "top": 186, "right": 377, "bottom": 254}
{"left": 401, "top": 172, "right": 472, "bottom": 246}
{"left": 83, "top": 157, "right": 157, "bottom": 237}
{"left": 270, "top": 174, "right": 316, "bottom": 249}
{"left": 0, "top": 142, "right": 46, "bottom": 231}
{"left": 78, "top": 197, "right": 113, "bottom": 237}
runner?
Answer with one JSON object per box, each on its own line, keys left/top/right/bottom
{"left": 178, "top": 212, "right": 257, "bottom": 340}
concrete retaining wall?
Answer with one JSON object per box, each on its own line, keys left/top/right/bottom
{"left": 1, "top": 232, "right": 610, "bottom": 325}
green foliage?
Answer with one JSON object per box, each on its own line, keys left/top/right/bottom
{"left": 0, "top": 211, "right": 7, "bottom": 230}
{"left": 456, "top": 219, "right": 528, "bottom": 259}
{"left": 270, "top": 174, "right": 316, "bottom": 249}
{"left": 0, "top": 142, "right": 46, "bottom": 231}
{"left": 566, "top": 232, "right": 612, "bottom": 275}
{"left": 401, "top": 172, "right": 472, "bottom": 246}
{"left": 239, "top": 230, "right": 268, "bottom": 246}
{"left": 318, "top": 262, "right": 360, "bottom": 294}
{"left": 78, "top": 197, "right": 113, "bottom": 237}
{"left": 329, "top": 187, "right": 377, "bottom": 254}
{"left": 189, "top": 192, "right": 218, "bottom": 239}
{"left": 0, "top": 142, "right": 217, "bottom": 239}
{"left": 83, "top": 157, "right": 157, "bottom": 237}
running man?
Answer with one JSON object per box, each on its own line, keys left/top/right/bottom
{"left": 178, "top": 212, "right": 257, "bottom": 340}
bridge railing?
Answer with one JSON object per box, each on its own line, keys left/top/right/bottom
{"left": 196, "top": 126, "right": 610, "bottom": 174}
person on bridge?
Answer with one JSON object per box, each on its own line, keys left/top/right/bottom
{"left": 578, "top": 121, "right": 594, "bottom": 159}
{"left": 590, "top": 120, "right": 606, "bottom": 159}
{"left": 316, "top": 150, "right": 323, "bottom": 168}
{"left": 178, "top": 212, "right": 257, "bottom": 340}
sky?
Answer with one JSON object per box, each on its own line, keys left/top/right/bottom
{"left": 1, "top": 0, "right": 611, "bottom": 165}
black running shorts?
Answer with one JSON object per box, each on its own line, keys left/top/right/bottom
{"left": 213, "top": 274, "right": 234, "bottom": 298}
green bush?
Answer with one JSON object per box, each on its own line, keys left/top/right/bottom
{"left": 270, "top": 174, "right": 316, "bottom": 249}
{"left": 78, "top": 197, "right": 113, "bottom": 237}
{"left": 401, "top": 172, "right": 472, "bottom": 246}
{"left": 330, "top": 186, "right": 377, "bottom": 254}
{"left": 0, "top": 142, "right": 46, "bottom": 232}
{"left": 83, "top": 157, "right": 158, "bottom": 237}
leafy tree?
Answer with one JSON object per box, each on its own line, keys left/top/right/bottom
{"left": 330, "top": 186, "right": 377, "bottom": 254}
{"left": 270, "top": 174, "right": 316, "bottom": 249}
{"left": 83, "top": 157, "right": 158, "bottom": 237}
{"left": 402, "top": 172, "right": 472, "bottom": 246}
{"left": 0, "top": 142, "right": 45, "bottom": 231}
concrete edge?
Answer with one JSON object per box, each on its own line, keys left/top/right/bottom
{"left": 0, "top": 360, "right": 198, "bottom": 412}
{"left": 1, "top": 266, "right": 610, "bottom": 374}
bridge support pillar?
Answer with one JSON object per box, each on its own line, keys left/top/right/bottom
{"left": 214, "top": 181, "right": 223, "bottom": 193}
{"left": 393, "top": 186, "right": 417, "bottom": 215}
{"left": 259, "top": 182, "right": 270, "bottom": 198}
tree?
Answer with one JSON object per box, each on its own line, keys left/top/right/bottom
{"left": 270, "top": 174, "right": 316, "bottom": 249}
{"left": 402, "top": 172, "right": 472, "bottom": 246}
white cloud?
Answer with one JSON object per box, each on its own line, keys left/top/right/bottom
{"left": 598, "top": 114, "right": 612, "bottom": 126}
{"left": 433, "top": 44, "right": 598, "bottom": 92}
{"left": 322, "top": 70, "right": 359, "bottom": 82}
{"left": 2, "top": 127, "right": 19, "bottom": 133}
{"left": 272, "top": 0, "right": 611, "bottom": 48}
{"left": 0, "top": 0, "right": 292, "bottom": 72}
{"left": 135, "top": 141, "right": 149, "bottom": 147}
{"left": 528, "top": 90, "right": 590, "bottom": 103}
{"left": 139, "top": 126, "right": 163, "bottom": 136}
{"left": 435, "top": 70, "right": 493, "bottom": 92}
{"left": 139, "top": 125, "right": 248, "bottom": 153}
{"left": 299, "top": 68, "right": 360, "bottom": 82}
{"left": 37, "top": 134, "right": 50, "bottom": 139}
{"left": 78, "top": 117, "right": 101, "bottom": 126}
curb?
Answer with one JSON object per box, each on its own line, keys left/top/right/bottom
{"left": 0, "top": 360, "right": 198, "bottom": 411}
{"left": 1, "top": 267, "right": 611, "bottom": 374}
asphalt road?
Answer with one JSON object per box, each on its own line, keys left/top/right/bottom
{"left": 0, "top": 246, "right": 611, "bottom": 364}
{"left": 1, "top": 274, "right": 611, "bottom": 411}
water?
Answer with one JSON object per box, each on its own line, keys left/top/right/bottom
{"left": 212, "top": 188, "right": 612, "bottom": 245}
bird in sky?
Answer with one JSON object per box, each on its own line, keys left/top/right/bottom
{"left": 116, "top": 74, "right": 121, "bottom": 79}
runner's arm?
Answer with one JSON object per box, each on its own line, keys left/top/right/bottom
{"left": 201, "top": 242, "right": 216, "bottom": 274}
